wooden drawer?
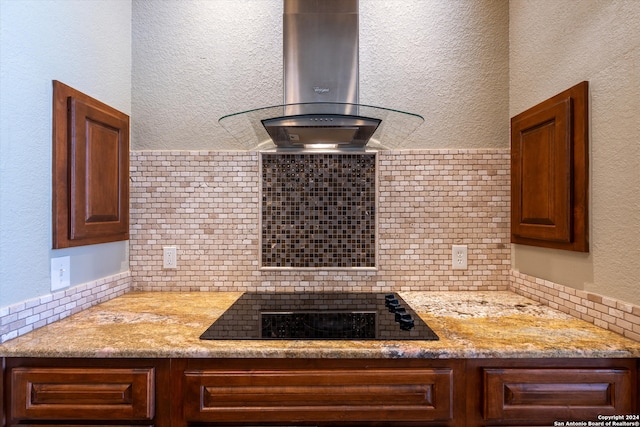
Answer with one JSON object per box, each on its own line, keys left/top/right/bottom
{"left": 183, "top": 367, "right": 454, "bottom": 423}
{"left": 10, "top": 367, "right": 155, "bottom": 421}
{"left": 483, "top": 367, "right": 633, "bottom": 422}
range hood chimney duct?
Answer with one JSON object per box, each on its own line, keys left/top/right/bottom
{"left": 218, "top": 0, "right": 423, "bottom": 151}
{"left": 284, "top": 0, "right": 359, "bottom": 112}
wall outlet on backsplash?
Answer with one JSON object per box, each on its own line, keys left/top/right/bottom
{"left": 50, "top": 256, "right": 70, "bottom": 291}
{"left": 452, "top": 245, "right": 468, "bottom": 270}
{"left": 163, "top": 246, "right": 177, "bottom": 269}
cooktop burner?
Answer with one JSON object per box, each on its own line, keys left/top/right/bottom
{"left": 200, "top": 293, "right": 439, "bottom": 340}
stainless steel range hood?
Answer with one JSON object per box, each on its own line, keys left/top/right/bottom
{"left": 219, "top": 0, "right": 423, "bottom": 151}
{"left": 261, "top": 0, "right": 379, "bottom": 149}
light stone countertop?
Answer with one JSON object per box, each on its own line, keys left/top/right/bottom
{"left": 1, "top": 291, "right": 639, "bottom": 359}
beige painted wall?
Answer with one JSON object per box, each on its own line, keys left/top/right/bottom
{"left": 132, "top": 0, "right": 509, "bottom": 151}
{"left": 510, "top": 0, "right": 640, "bottom": 305}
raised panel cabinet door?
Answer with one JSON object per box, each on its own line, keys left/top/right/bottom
{"left": 483, "top": 367, "right": 632, "bottom": 423}
{"left": 10, "top": 367, "right": 154, "bottom": 421}
{"left": 511, "top": 97, "right": 572, "bottom": 243}
{"left": 182, "top": 367, "right": 454, "bottom": 423}
{"left": 52, "top": 80, "right": 130, "bottom": 248}
{"left": 510, "top": 81, "right": 589, "bottom": 252}
{"left": 68, "top": 96, "right": 129, "bottom": 240}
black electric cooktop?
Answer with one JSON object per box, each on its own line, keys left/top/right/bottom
{"left": 199, "top": 292, "right": 439, "bottom": 341}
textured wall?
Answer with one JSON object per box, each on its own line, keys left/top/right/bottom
{"left": 0, "top": 0, "right": 131, "bottom": 308}
{"left": 132, "top": 0, "right": 509, "bottom": 151}
{"left": 510, "top": 0, "right": 640, "bottom": 305}
{"left": 360, "top": 1, "right": 508, "bottom": 149}
{"left": 129, "top": 150, "right": 510, "bottom": 292}
{"left": 132, "top": 0, "right": 283, "bottom": 151}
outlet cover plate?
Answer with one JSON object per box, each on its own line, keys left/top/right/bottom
{"left": 163, "top": 246, "right": 177, "bottom": 269}
{"left": 452, "top": 245, "right": 468, "bottom": 270}
{"left": 51, "top": 256, "right": 71, "bottom": 291}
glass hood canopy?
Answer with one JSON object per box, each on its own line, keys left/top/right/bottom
{"left": 218, "top": 102, "right": 424, "bottom": 151}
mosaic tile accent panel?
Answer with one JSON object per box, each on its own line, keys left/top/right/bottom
{"left": 261, "top": 153, "right": 376, "bottom": 268}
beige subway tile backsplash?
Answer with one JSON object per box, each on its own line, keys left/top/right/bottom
{"left": 510, "top": 270, "right": 640, "bottom": 342}
{"left": 0, "top": 272, "right": 130, "bottom": 343}
{"left": 129, "top": 149, "right": 511, "bottom": 292}
{"left": 3, "top": 148, "right": 639, "bottom": 343}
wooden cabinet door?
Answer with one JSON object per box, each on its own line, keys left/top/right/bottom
{"left": 510, "top": 81, "right": 588, "bottom": 252}
{"left": 511, "top": 97, "right": 572, "bottom": 243}
{"left": 68, "top": 97, "right": 129, "bottom": 241}
{"left": 184, "top": 368, "right": 454, "bottom": 423}
{"left": 11, "top": 367, "right": 154, "bottom": 421}
{"left": 466, "top": 358, "right": 637, "bottom": 426}
{"left": 52, "top": 80, "right": 129, "bottom": 248}
{"left": 4, "top": 358, "right": 171, "bottom": 427}
{"left": 483, "top": 367, "right": 632, "bottom": 422}
{"left": 174, "top": 358, "right": 465, "bottom": 426}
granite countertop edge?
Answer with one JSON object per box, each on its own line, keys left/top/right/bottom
{"left": 7, "top": 348, "right": 639, "bottom": 360}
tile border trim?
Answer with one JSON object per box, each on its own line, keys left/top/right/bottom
{"left": 510, "top": 269, "right": 640, "bottom": 342}
{"left": 3, "top": 270, "right": 638, "bottom": 344}
{"left": 0, "top": 271, "right": 131, "bottom": 343}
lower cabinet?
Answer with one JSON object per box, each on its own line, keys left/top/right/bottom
{"left": 2, "top": 357, "right": 638, "bottom": 427}
{"left": 465, "top": 358, "right": 639, "bottom": 427}
{"left": 173, "top": 358, "right": 465, "bottom": 426}
{"left": 3, "top": 358, "right": 171, "bottom": 427}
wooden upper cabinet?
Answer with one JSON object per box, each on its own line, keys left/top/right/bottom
{"left": 52, "top": 80, "right": 129, "bottom": 248}
{"left": 510, "top": 81, "right": 589, "bottom": 252}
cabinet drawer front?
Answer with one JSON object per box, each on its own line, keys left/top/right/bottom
{"left": 483, "top": 368, "right": 632, "bottom": 421}
{"left": 11, "top": 367, "right": 155, "bottom": 421}
{"left": 184, "top": 368, "right": 453, "bottom": 423}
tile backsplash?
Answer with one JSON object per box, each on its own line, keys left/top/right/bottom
{"left": 0, "top": 272, "right": 130, "bottom": 343}
{"left": 129, "top": 149, "right": 511, "bottom": 292}
{"left": 3, "top": 148, "right": 640, "bottom": 343}
{"left": 510, "top": 270, "right": 640, "bottom": 342}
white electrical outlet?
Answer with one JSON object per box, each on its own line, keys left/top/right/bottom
{"left": 163, "top": 246, "right": 177, "bottom": 269}
{"left": 51, "top": 256, "right": 71, "bottom": 291}
{"left": 452, "top": 245, "right": 468, "bottom": 270}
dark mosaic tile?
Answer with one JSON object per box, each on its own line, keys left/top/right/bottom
{"left": 261, "top": 153, "right": 376, "bottom": 268}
